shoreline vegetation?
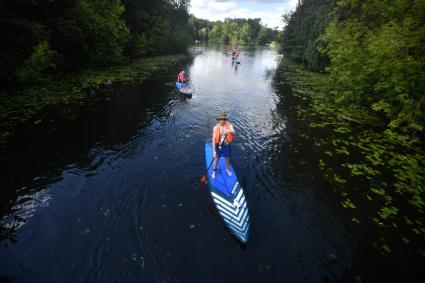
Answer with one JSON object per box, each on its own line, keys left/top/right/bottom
{"left": 1, "top": 0, "right": 193, "bottom": 87}
{"left": 1, "top": 0, "right": 194, "bottom": 145}
{"left": 0, "top": 54, "right": 190, "bottom": 146}
{"left": 190, "top": 17, "right": 279, "bottom": 46}
{"left": 278, "top": 0, "right": 425, "bottom": 264}
{"left": 276, "top": 58, "right": 425, "bottom": 260}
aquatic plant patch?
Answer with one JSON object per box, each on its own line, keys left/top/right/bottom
{"left": 0, "top": 55, "right": 189, "bottom": 146}
{"left": 275, "top": 59, "right": 425, "bottom": 258}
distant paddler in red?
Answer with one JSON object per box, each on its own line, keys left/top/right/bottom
{"left": 177, "top": 70, "right": 187, "bottom": 84}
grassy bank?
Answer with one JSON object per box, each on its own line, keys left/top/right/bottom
{"left": 276, "top": 59, "right": 425, "bottom": 258}
{"left": 0, "top": 54, "right": 189, "bottom": 146}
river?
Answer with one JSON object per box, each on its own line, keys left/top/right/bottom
{"left": 0, "top": 46, "right": 416, "bottom": 282}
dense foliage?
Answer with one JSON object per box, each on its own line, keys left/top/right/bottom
{"left": 323, "top": 0, "right": 425, "bottom": 136}
{"left": 190, "top": 17, "right": 279, "bottom": 46}
{"left": 280, "top": 0, "right": 335, "bottom": 71}
{"left": 275, "top": 60, "right": 425, "bottom": 268}
{"left": 280, "top": 0, "right": 425, "bottom": 137}
{"left": 123, "top": 0, "right": 192, "bottom": 58}
{"left": 0, "top": 0, "right": 191, "bottom": 86}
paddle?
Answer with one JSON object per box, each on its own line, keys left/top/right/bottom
{"left": 200, "top": 134, "right": 228, "bottom": 185}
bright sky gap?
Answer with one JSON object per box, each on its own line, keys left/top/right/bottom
{"left": 190, "top": 0, "right": 298, "bottom": 30}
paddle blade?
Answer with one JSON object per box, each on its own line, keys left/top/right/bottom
{"left": 200, "top": 175, "right": 207, "bottom": 185}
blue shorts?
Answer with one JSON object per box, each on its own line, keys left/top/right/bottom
{"left": 215, "top": 143, "right": 231, "bottom": 158}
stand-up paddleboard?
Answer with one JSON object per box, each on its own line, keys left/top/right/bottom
{"left": 204, "top": 141, "right": 250, "bottom": 243}
{"left": 175, "top": 82, "right": 192, "bottom": 97}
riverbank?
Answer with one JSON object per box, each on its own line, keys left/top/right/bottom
{"left": 275, "top": 59, "right": 425, "bottom": 263}
{"left": 0, "top": 54, "right": 190, "bottom": 146}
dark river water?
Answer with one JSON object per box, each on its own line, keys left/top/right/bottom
{"left": 0, "top": 46, "right": 411, "bottom": 282}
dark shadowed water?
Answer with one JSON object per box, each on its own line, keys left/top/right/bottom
{"left": 1, "top": 46, "right": 365, "bottom": 282}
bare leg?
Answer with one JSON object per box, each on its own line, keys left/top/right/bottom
{"left": 225, "top": 158, "right": 232, "bottom": 176}
{"left": 212, "top": 157, "right": 219, "bottom": 179}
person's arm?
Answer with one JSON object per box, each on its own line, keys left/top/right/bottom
{"left": 226, "top": 123, "right": 235, "bottom": 135}
{"left": 212, "top": 126, "right": 217, "bottom": 158}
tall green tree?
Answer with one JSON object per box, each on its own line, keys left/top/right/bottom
{"left": 193, "top": 17, "right": 278, "bottom": 46}
{"left": 323, "top": 0, "right": 425, "bottom": 133}
{"left": 280, "top": 0, "right": 425, "bottom": 134}
{"left": 0, "top": 0, "right": 193, "bottom": 86}
{"left": 123, "top": 0, "right": 191, "bottom": 57}
{"left": 280, "top": 0, "right": 335, "bottom": 71}
{"left": 239, "top": 23, "right": 252, "bottom": 45}
{"left": 71, "top": 0, "right": 129, "bottom": 66}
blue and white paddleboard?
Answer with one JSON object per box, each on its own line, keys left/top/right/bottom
{"left": 204, "top": 141, "right": 250, "bottom": 243}
{"left": 175, "top": 82, "right": 192, "bottom": 97}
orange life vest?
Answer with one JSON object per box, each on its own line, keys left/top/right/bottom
{"left": 212, "top": 121, "right": 234, "bottom": 144}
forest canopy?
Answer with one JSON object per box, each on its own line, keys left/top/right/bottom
{"left": 0, "top": 0, "right": 192, "bottom": 86}
{"left": 280, "top": 0, "right": 425, "bottom": 136}
{"left": 190, "top": 16, "right": 279, "bottom": 46}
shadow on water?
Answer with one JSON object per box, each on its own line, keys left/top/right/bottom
{"left": 0, "top": 74, "right": 194, "bottom": 282}
{"left": 0, "top": 46, "right": 353, "bottom": 283}
{"left": 0, "top": 79, "right": 175, "bottom": 231}
{"left": 270, "top": 61, "right": 425, "bottom": 282}
{"left": 2, "top": 46, "right": 421, "bottom": 283}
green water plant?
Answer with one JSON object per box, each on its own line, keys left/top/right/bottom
{"left": 275, "top": 58, "right": 425, "bottom": 260}
{"left": 0, "top": 55, "right": 189, "bottom": 146}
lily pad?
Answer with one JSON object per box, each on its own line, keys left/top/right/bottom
{"left": 329, "top": 253, "right": 338, "bottom": 261}
{"left": 382, "top": 245, "right": 391, "bottom": 253}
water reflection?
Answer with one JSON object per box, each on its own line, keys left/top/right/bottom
{"left": 0, "top": 80, "right": 177, "bottom": 239}
{"left": 0, "top": 46, "right": 354, "bottom": 282}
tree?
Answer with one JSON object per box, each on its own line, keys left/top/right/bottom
{"left": 280, "top": 0, "right": 335, "bottom": 71}
{"left": 323, "top": 0, "right": 425, "bottom": 133}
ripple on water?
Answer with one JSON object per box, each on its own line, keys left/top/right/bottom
{"left": 0, "top": 46, "right": 355, "bottom": 283}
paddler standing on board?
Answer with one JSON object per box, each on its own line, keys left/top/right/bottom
{"left": 212, "top": 112, "right": 236, "bottom": 179}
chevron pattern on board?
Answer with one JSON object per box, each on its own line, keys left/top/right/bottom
{"left": 211, "top": 184, "right": 250, "bottom": 242}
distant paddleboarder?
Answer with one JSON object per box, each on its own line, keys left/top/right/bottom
{"left": 177, "top": 70, "right": 187, "bottom": 84}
